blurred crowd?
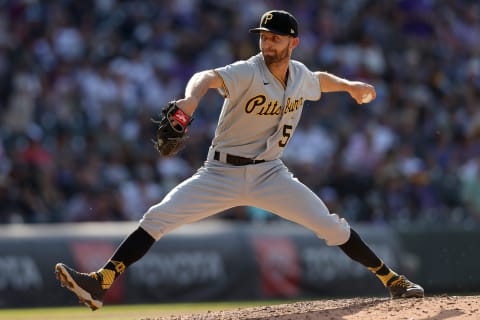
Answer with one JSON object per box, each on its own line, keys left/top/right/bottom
{"left": 0, "top": 0, "right": 479, "bottom": 226}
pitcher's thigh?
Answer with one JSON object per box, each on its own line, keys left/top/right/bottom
{"left": 140, "top": 167, "right": 239, "bottom": 239}
{"left": 254, "top": 174, "right": 350, "bottom": 246}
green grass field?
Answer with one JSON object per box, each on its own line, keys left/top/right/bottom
{"left": 0, "top": 301, "right": 283, "bottom": 320}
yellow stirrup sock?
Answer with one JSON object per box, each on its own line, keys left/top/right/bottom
{"left": 96, "top": 260, "right": 126, "bottom": 289}
{"left": 368, "top": 261, "right": 398, "bottom": 287}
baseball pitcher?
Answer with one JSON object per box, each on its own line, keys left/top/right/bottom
{"left": 55, "top": 10, "right": 424, "bottom": 310}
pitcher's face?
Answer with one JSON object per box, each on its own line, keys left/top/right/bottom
{"left": 259, "top": 31, "right": 296, "bottom": 66}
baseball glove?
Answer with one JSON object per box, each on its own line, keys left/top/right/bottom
{"left": 152, "top": 101, "right": 193, "bottom": 157}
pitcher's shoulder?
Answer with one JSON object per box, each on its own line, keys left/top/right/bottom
{"left": 290, "top": 59, "right": 311, "bottom": 72}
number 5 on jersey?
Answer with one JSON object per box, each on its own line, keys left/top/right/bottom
{"left": 279, "top": 124, "right": 293, "bottom": 147}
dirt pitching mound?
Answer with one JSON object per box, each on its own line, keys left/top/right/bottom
{"left": 159, "top": 295, "right": 479, "bottom": 320}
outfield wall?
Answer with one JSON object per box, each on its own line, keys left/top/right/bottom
{"left": 0, "top": 221, "right": 478, "bottom": 308}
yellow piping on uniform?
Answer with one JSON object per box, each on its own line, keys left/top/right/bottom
{"left": 214, "top": 69, "right": 229, "bottom": 98}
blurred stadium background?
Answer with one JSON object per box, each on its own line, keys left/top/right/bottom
{"left": 0, "top": 0, "right": 479, "bottom": 308}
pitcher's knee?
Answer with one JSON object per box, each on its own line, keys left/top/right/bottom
{"left": 314, "top": 214, "right": 351, "bottom": 246}
{"left": 139, "top": 208, "right": 179, "bottom": 241}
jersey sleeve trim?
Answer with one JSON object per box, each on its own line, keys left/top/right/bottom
{"left": 214, "top": 69, "right": 229, "bottom": 98}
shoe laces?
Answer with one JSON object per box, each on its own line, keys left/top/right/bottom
{"left": 390, "top": 275, "right": 412, "bottom": 288}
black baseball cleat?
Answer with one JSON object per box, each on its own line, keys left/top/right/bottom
{"left": 55, "top": 263, "right": 106, "bottom": 311}
{"left": 387, "top": 275, "right": 424, "bottom": 299}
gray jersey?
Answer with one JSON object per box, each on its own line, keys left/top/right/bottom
{"left": 212, "top": 53, "right": 321, "bottom": 160}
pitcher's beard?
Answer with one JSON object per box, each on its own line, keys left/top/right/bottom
{"left": 263, "top": 48, "right": 290, "bottom": 67}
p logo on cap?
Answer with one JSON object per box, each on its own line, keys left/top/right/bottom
{"left": 249, "top": 10, "right": 299, "bottom": 37}
{"left": 263, "top": 13, "right": 274, "bottom": 25}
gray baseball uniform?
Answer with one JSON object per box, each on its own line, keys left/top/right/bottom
{"left": 140, "top": 53, "right": 350, "bottom": 246}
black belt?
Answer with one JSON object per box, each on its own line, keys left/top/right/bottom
{"left": 214, "top": 151, "right": 265, "bottom": 166}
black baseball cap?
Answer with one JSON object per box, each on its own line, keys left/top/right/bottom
{"left": 249, "top": 10, "right": 298, "bottom": 37}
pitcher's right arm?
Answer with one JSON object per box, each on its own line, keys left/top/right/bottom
{"left": 175, "top": 70, "right": 224, "bottom": 116}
